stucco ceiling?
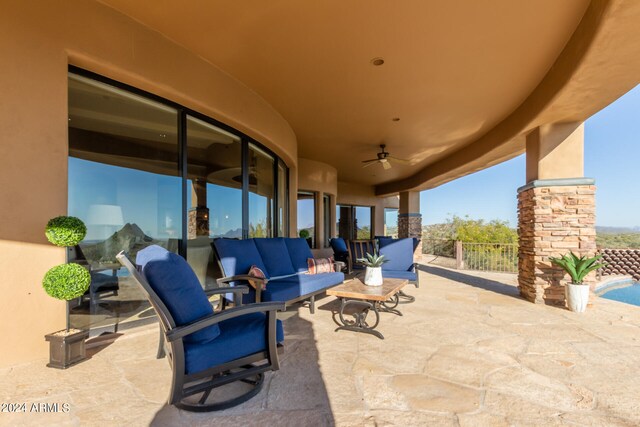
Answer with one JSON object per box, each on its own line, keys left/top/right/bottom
{"left": 98, "top": 0, "right": 640, "bottom": 193}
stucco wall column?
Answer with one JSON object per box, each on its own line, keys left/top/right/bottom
{"left": 518, "top": 123, "right": 596, "bottom": 305}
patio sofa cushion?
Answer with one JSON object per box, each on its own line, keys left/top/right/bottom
{"left": 284, "top": 237, "right": 314, "bottom": 272}
{"left": 136, "top": 245, "right": 220, "bottom": 343}
{"left": 263, "top": 272, "right": 345, "bottom": 302}
{"left": 254, "top": 238, "right": 296, "bottom": 277}
{"left": 184, "top": 312, "right": 284, "bottom": 375}
{"left": 379, "top": 238, "right": 415, "bottom": 272}
{"left": 381, "top": 270, "right": 417, "bottom": 282}
{"left": 215, "top": 238, "right": 269, "bottom": 279}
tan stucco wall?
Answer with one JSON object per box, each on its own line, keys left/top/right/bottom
{"left": 525, "top": 122, "right": 584, "bottom": 182}
{"left": 0, "top": 1, "right": 297, "bottom": 367}
{"left": 297, "top": 159, "right": 338, "bottom": 196}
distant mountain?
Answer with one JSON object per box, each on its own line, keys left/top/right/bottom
{"left": 596, "top": 226, "right": 640, "bottom": 235}
{"left": 218, "top": 228, "right": 242, "bottom": 239}
{"left": 81, "top": 223, "right": 160, "bottom": 263}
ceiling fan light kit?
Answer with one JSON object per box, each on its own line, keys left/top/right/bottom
{"left": 361, "top": 144, "right": 409, "bottom": 170}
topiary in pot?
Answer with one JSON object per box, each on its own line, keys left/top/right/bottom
{"left": 42, "top": 216, "right": 91, "bottom": 369}
{"left": 43, "top": 263, "right": 91, "bottom": 301}
{"left": 45, "top": 216, "right": 87, "bottom": 247}
{"left": 299, "top": 229, "right": 310, "bottom": 239}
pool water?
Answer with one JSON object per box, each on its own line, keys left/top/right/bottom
{"left": 601, "top": 284, "right": 640, "bottom": 306}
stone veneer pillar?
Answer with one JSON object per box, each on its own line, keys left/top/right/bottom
{"left": 517, "top": 179, "right": 596, "bottom": 305}
{"left": 398, "top": 191, "right": 422, "bottom": 258}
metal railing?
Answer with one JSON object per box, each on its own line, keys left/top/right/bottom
{"left": 422, "top": 238, "right": 455, "bottom": 258}
{"left": 459, "top": 242, "right": 518, "bottom": 273}
{"left": 423, "top": 239, "right": 519, "bottom": 274}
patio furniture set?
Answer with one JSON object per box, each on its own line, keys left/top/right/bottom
{"left": 116, "top": 236, "right": 419, "bottom": 411}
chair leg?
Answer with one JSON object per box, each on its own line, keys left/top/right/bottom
{"left": 309, "top": 295, "right": 315, "bottom": 314}
{"left": 157, "top": 323, "right": 166, "bottom": 359}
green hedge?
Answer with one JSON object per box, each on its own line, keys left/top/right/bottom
{"left": 45, "top": 216, "right": 87, "bottom": 247}
{"left": 42, "top": 263, "right": 91, "bottom": 301}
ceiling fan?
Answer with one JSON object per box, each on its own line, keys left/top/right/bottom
{"left": 361, "top": 144, "right": 409, "bottom": 170}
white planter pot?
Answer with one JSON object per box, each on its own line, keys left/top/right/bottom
{"left": 565, "top": 283, "right": 590, "bottom": 313}
{"left": 364, "top": 267, "right": 383, "bottom": 286}
{"left": 364, "top": 267, "right": 382, "bottom": 286}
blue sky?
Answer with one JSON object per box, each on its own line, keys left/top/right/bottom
{"left": 421, "top": 84, "right": 640, "bottom": 228}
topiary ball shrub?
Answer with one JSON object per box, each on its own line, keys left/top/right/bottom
{"left": 45, "top": 216, "right": 87, "bottom": 247}
{"left": 42, "top": 263, "right": 91, "bottom": 300}
{"left": 299, "top": 229, "right": 310, "bottom": 239}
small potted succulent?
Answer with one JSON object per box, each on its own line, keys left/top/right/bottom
{"left": 549, "top": 252, "right": 605, "bottom": 313}
{"left": 358, "top": 251, "right": 387, "bottom": 286}
{"left": 43, "top": 216, "right": 92, "bottom": 369}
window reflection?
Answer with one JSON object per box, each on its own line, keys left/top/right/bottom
{"left": 248, "top": 144, "right": 274, "bottom": 238}
{"left": 67, "top": 73, "right": 180, "bottom": 332}
{"left": 186, "top": 116, "right": 242, "bottom": 288}
{"left": 277, "top": 162, "right": 288, "bottom": 237}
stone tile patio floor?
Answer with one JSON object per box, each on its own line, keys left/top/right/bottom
{"left": 2, "top": 265, "right": 640, "bottom": 426}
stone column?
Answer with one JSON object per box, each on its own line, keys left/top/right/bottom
{"left": 518, "top": 123, "right": 597, "bottom": 305}
{"left": 188, "top": 178, "right": 209, "bottom": 239}
{"left": 398, "top": 191, "right": 422, "bottom": 258}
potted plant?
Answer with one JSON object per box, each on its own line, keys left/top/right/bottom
{"left": 42, "top": 216, "right": 92, "bottom": 369}
{"left": 549, "top": 252, "right": 605, "bottom": 313}
{"left": 358, "top": 251, "right": 387, "bottom": 286}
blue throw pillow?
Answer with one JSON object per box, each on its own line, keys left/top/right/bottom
{"left": 136, "top": 245, "right": 220, "bottom": 343}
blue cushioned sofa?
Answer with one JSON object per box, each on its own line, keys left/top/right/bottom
{"left": 213, "top": 238, "right": 345, "bottom": 313}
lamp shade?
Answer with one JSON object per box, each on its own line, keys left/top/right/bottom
{"left": 87, "top": 204, "right": 124, "bottom": 226}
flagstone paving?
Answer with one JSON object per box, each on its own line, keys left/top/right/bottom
{"left": 1, "top": 265, "right": 640, "bottom": 426}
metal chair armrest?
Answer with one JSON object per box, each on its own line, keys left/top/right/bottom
{"left": 166, "top": 302, "right": 286, "bottom": 342}
{"left": 217, "top": 275, "right": 268, "bottom": 287}
{"left": 204, "top": 286, "right": 249, "bottom": 297}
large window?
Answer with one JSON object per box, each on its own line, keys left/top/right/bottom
{"left": 297, "top": 192, "right": 315, "bottom": 247}
{"left": 68, "top": 69, "right": 289, "bottom": 333}
{"left": 336, "top": 204, "right": 373, "bottom": 240}
{"left": 384, "top": 208, "right": 399, "bottom": 238}
{"left": 68, "top": 73, "right": 181, "bottom": 331}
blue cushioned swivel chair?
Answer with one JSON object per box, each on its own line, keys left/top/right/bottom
{"left": 330, "top": 237, "right": 349, "bottom": 270}
{"left": 378, "top": 237, "right": 420, "bottom": 302}
{"left": 117, "top": 246, "right": 284, "bottom": 411}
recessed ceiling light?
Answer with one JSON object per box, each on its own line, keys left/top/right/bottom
{"left": 371, "top": 57, "right": 385, "bottom": 66}
{"left": 392, "top": 117, "right": 400, "bottom": 122}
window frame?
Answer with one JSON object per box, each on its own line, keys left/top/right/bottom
{"left": 69, "top": 65, "right": 290, "bottom": 256}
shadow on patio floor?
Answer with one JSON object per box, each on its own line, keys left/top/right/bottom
{"left": 149, "top": 308, "right": 335, "bottom": 426}
{"left": 421, "top": 264, "right": 521, "bottom": 299}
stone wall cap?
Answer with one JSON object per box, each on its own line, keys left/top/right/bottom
{"left": 517, "top": 178, "right": 595, "bottom": 193}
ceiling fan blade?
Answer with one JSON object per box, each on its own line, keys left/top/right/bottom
{"left": 382, "top": 160, "right": 392, "bottom": 170}
{"left": 362, "top": 159, "right": 379, "bottom": 164}
{"left": 388, "top": 156, "right": 410, "bottom": 164}
{"left": 362, "top": 161, "right": 377, "bottom": 168}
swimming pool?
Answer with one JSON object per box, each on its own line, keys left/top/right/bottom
{"left": 599, "top": 278, "right": 640, "bottom": 306}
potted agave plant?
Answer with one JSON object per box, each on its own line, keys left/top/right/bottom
{"left": 358, "top": 251, "right": 387, "bottom": 287}
{"left": 549, "top": 252, "right": 605, "bottom": 313}
{"left": 42, "top": 216, "right": 92, "bottom": 368}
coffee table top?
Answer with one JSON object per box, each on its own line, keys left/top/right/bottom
{"left": 326, "top": 278, "right": 408, "bottom": 301}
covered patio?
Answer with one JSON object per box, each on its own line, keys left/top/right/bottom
{"left": 3, "top": 266, "right": 639, "bottom": 426}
